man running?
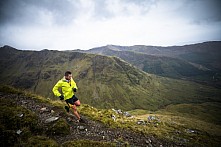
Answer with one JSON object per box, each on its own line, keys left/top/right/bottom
{"left": 52, "top": 71, "right": 84, "bottom": 123}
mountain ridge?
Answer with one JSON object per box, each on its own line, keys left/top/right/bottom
{"left": 0, "top": 42, "right": 221, "bottom": 146}
{"left": 0, "top": 43, "right": 221, "bottom": 111}
{"left": 78, "top": 41, "right": 221, "bottom": 88}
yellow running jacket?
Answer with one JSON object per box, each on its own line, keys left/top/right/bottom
{"left": 52, "top": 77, "right": 78, "bottom": 100}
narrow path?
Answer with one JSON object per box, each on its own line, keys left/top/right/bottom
{"left": 0, "top": 92, "right": 183, "bottom": 147}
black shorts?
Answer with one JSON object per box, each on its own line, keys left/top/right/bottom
{"left": 65, "top": 95, "right": 78, "bottom": 105}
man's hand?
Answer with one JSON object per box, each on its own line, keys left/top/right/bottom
{"left": 73, "top": 88, "right": 77, "bottom": 92}
{"left": 59, "top": 95, "right": 64, "bottom": 100}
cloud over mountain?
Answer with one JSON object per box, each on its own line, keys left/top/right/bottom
{"left": 0, "top": 0, "right": 221, "bottom": 50}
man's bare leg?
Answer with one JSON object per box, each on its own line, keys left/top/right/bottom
{"left": 71, "top": 100, "right": 81, "bottom": 120}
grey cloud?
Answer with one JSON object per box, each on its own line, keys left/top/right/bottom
{"left": 0, "top": 0, "right": 80, "bottom": 26}
{"left": 177, "top": 0, "right": 221, "bottom": 24}
{"left": 28, "top": 0, "right": 81, "bottom": 25}
{"left": 92, "top": 0, "right": 157, "bottom": 20}
{"left": 0, "top": 0, "right": 25, "bottom": 25}
{"left": 93, "top": 0, "right": 114, "bottom": 19}
{"left": 125, "top": 0, "right": 158, "bottom": 14}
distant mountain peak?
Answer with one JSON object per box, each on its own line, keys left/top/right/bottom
{"left": 106, "top": 45, "right": 121, "bottom": 51}
{"left": 1, "top": 45, "right": 16, "bottom": 49}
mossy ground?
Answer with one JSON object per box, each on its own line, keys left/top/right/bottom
{"left": 0, "top": 85, "right": 70, "bottom": 146}
{"left": 1, "top": 85, "right": 220, "bottom": 146}
{"left": 78, "top": 104, "right": 221, "bottom": 146}
{"left": 62, "top": 140, "right": 117, "bottom": 147}
{"left": 0, "top": 86, "right": 133, "bottom": 146}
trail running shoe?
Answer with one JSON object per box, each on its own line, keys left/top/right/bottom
{"left": 65, "top": 106, "right": 70, "bottom": 113}
{"left": 77, "top": 118, "right": 86, "bottom": 123}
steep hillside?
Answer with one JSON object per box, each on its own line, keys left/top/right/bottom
{"left": 1, "top": 86, "right": 220, "bottom": 147}
{"left": 0, "top": 86, "right": 179, "bottom": 147}
{"left": 0, "top": 46, "right": 221, "bottom": 111}
{"left": 86, "top": 47, "right": 210, "bottom": 79}
{"left": 84, "top": 41, "right": 221, "bottom": 87}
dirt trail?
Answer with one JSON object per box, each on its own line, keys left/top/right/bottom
{"left": 0, "top": 92, "right": 184, "bottom": 147}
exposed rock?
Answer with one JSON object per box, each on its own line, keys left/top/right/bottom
{"left": 137, "top": 119, "right": 146, "bottom": 125}
{"left": 111, "top": 114, "right": 116, "bottom": 121}
{"left": 77, "top": 125, "right": 86, "bottom": 131}
{"left": 17, "top": 113, "right": 24, "bottom": 118}
{"left": 40, "top": 107, "right": 47, "bottom": 112}
{"left": 16, "top": 129, "right": 22, "bottom": 135}
{"left": 45, "top": 117, "right": 59, "bottom": 123}
{"left": 148, "top": 115, "right": 155, "bottom": 121}
{"left": 147, "top": 115, "right": 161, "bottom": 126}
{"left": 123, "top": 111, "right": 131, "bottom": 117}
{"left": 186, "top": 129, "right": 197, "bottom": 134}
{"left": 112, "top": 108, "right": 132, "bottom": 117}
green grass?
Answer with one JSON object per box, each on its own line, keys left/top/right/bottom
{"left": 77, "top": 96, "right": 221, "bottom": 146}
{"left": 1, "top": 85, "right": 221, "bottom": 146}
{"left": 126, "top": 102, "right": 221, "bottom": 146}
{"left": 159, "top": 102, "right": 221, "bottom": 125}
{"left": 77, "top": 102, "right": 221, "bottom": 146}
{"left": 0, "top": 85, "right": 68, "bottom": 146}
{"left": 25, "top": 136, "right": 59, "bottom": 147}
{"left": 1, "top": 48, "right": 221, "bottom": 112}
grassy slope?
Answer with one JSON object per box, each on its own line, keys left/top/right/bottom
{"left": 1, "top": 85, "right": 220, "bottom": 146}
{"left": 0, "top": 47, "right": 221, "bottom": 112}
{"left": 86, "top": 42, "right": 221, "bottom": 87}
{"left": 91, "top": 48, "right": 209, "bottom": 79}
{"left": 1, "top": 44, "right": 220, "bottom": 146}
{"left": 132, "top": 111, "right": 221, "bottom": 146}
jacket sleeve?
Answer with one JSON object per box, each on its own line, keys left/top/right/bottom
{"left": 72, "top": 79, "right": 78, "bottom": 89}
{"left": 52, "top": 80, "right": 62, "bottom": 97}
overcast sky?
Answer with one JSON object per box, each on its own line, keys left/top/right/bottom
{"left": 0, "top": 0, "right": 221, "bottom": 50}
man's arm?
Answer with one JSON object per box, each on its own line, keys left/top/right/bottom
{"left": 71, "top": 78, "right": 78, "bottom": 92}
{"left": 52, "top": 80, "right": 62, "bottom": 97}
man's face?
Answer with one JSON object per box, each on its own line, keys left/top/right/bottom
{"left": 65, "top": 74, "right": 72, "bottom": 80}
